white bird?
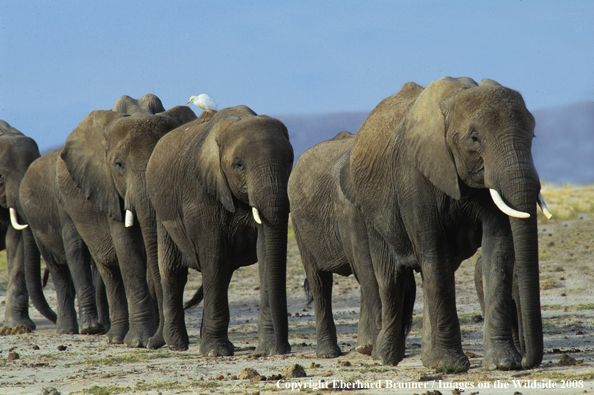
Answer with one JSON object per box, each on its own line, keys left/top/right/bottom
{"left": 186, "top": 94, "right": 219, "bottom": 113}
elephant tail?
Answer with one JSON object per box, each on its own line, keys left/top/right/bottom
{"left": 402, "top": 267, "right": 416, "bottom": 337}
{"left": 183, "top": 285, "right": 204, "bottom": 310}
{"left": 303, "top": 278, "right": 314, "bottom": 306}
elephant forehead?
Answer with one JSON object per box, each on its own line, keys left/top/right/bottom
{"left": 448, "top": 87, "right": 534, "bottom": 130}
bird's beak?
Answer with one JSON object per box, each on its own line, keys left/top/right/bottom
{"left": 186, "top": 99, "right": 192, "bottom": 105}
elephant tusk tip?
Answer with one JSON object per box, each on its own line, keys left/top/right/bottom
{"left": 9, "top": 207, "right": 29, "bottom": 230}
{"left": 125, "top": 210, "right": 134, "bottom": 227}
{"left": 489, "top": 189, "right": 531, "bottom": 219}
{"left": 252, "top": 207, "right": 262, "bottom": 224}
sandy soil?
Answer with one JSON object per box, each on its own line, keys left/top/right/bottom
{"left": 1, "top": 186, "right": 594, "bottom": 395}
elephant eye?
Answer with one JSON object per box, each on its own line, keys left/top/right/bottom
{"left": 114, "top": 159, "right": 124, "bottom": 169}
{"left": 233, "top": 160, "right": 245, "bottom": 172}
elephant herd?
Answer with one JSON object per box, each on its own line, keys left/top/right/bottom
{"left": 0, "top": 76, "right": 551, "bottom": 372}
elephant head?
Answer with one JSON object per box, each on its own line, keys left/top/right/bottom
{"left": 0, "top": 121, "right": 40, "bottom": 229}
{"left": 351, "top": 77, "right": 546, "bottom": 369}
{"left": 112, "top": 94, "right": 166, "bottom": 115}
{"left": 60, "top": 98, "right": 197, "bottom": 229}
{"left": 0, "top": 120, "right": 57, "bottom": 325}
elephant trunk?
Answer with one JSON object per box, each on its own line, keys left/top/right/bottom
{"left": 23, "top": 227, "right": 57, "bottom": 323}
{"left": 491, "top": 152, "right": 543, "bottom": 369}
{"left": 128, "top": 184, "right": 163, "bottom": 348}
{"left": 509, "top": 203, "right": 542, "bottom": 369}
{"left": 250, "top": 168, "right": 291, "bottom": 353}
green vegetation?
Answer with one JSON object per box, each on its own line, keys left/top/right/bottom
{"left": 540, "top": 183, "right": 594, "bottom": 221}
{"left": 83, "top": 385, "right": 132, "bottom": 395}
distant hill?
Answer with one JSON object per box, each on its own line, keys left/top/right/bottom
{"left": 531, "top": 102, "right": 594, "bottom": 184}
{"left": 276, "top": 111, "right": 369, "bottom": 163}
{"left": 276, "top": 101, "right": 594, "bottom": 185}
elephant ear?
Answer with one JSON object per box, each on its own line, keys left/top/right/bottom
{"left": 61, "top": 110, "right": 126, "bottom": 221}
{"left": 157, "top": 105, "right": 197, "bottom": 128}
{"left": 195, "top": 110, "right": 240, "bottom": 213}
{"left": 401, "top": 77, "right": 478, "bottom": 200}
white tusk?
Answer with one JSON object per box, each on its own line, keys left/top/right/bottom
{"left": 252, "top": 207, "right": 262, "bottom": 225}
{"left": 489, "top": 189, "right": 531, "bottom": 219}
{"left": 125, "top": 210, "right": 134, "bottom": 228}
{"left": 537, "top": 192, "right": 552, "bottom": 220}
{"left": 9, "top": 208, "right": 28, "bottom": 230}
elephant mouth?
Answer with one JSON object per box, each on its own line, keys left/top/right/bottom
{"left": 489, "top": 189, "right": 552, "bottom": 220}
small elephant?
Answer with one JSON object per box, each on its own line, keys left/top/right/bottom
{"left": 19, "top": 149, "right": 108, "bottom": 334}
{"left": 290, "top": 131, "right": 416, "bottom": 360}
{"left": 146, "top": 105, "right": 293, "bottom": 356}
{"left": 296, "top": 77, "right": 549, "bottom": 371}
{"left": 56, "top": 96, "right": 197, "bottom": 347}
{"left": 0, "top": 121, "right": 56, "bottom": 329}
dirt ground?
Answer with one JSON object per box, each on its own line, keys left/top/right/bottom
{"left": 1, "top": 184, "right": 594, "bottom": 395}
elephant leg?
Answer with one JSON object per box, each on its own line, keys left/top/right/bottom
{"left": 41, "top": 254, "right": 78, "bottom": 335}
{"left": 4, "top": 227, "right": 35, "bottom": 329}
{"left": 92, "top": 259, "right": 110, "bottom": 331}
{"left": 298, "top": 241, "right": 341, "bottom": 357}
{"left": 356, "top": 290, "right": 374, "bottom": 355}
{"left": 352, "top": 253, "right": 382, "bottom": 356}
{"left": 419, "top": 262, "right": 469, "bottom": 371}
{"left": 94, "top": 261, "right": 129, "bottom": 344}
{"left": 158, "top": 223, "right": 189, "bottom": 351}
{"left": 480, "top": 222, "right": 522, "bottom": 370}
{"left": 61, "top": 217, "right": 104, "bottom": 335}
{"left": 199, "top": 256, "right": 233, "bottom": 357}
{"left": 110, "top": 219, "right": 158, "bottom": 348}
{"left": 365, "top": 229, "right": 410, "bottom": 366}
{"left": 511, "top": 268, "right": 524, "bottom": 354}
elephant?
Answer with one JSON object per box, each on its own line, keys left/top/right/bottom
{"left": 19, "top": 148, "right": 108, "bottom": 334}
{"left": 56, "top": 96, "right": 197, "bottom": 347}
{"left": 292, "top": 77, "right": 549, "bottom": 371}
{"left": 145, "top": 105, "right": 293, "bottom": 356}
{"left": 289, "top": 131, "right": 416, "bottom": 359}
{"left": 0, "top": 120, "right": 56, "bottom": 329}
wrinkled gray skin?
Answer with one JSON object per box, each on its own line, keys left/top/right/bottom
{"left": 146, "top": 105, "right": 293, "bottom": 356}
{"left": 56, "top": 96, "right": 197, "bottom": 347}
{"left": 20, "top": 149, "right": 108, "bottom": 334}
{"left": 474, "top": 254, "right": 524, "bottom": 354}
{"left": 326, "top": 77, "right": 543, "bottom": 371}
{"left": 0, "top": 121, "right": 55, "bottom": 329}
{"left": 289, "top": 131, "right": 416, "bottom": 360}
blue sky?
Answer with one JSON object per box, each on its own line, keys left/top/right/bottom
{"left": 1, "top": 1, "right": 593, "bottom": 151}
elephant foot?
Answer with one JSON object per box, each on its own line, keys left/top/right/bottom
{"left": 421, "top": 347, "right": 470, "bottom": 372}
{"left": 372, "top": 330, "right": 405, "bottom": 366}
{"left": 106, "top": 324, "right": 129, "bottom": 344}
{"left": 256, "top": 341, "right": 291, "bottom": 356}
{"left": 164, "top": 322, "right": 189, "bottom": 351}
{"left": 200, "top": 338, "right": 234, "bottom": 357}
{"left": 56, "top": 319, "right": 79, "bottom": 335}
{"left": 79, "top": 313, "right": 107, "bottom": 335}
{"left": 4, "top": 315, "right": 36, "bottom": 331}
{"left": 316, "top": 340, "right": 342, "bottom": 358}
{"left": 483, "top": 342, "right": 523, "bottom": 371}
{"left": 124, "top": 323, "right": 157, "bottom": 348}
{"left": 147, "top": 328, "right": 166, "bottom": 350}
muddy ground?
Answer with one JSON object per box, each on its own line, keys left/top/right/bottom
{"left": 1, "top": 184, "right": 594, "bottom": 394}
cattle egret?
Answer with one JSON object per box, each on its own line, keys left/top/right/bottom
{"left": 186, "top": 94, "right": 219, "bottom": 113}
